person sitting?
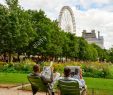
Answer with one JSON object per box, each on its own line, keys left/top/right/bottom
{"left": 30, "top": 64, "right": 60, "bottom": 95}
{"left": 73, "top": 68, "right": 80, "bottom": 79}
{"left": 79, "top": 68, "right": 87, "bottom": 95}
{"left": 72, "top": 68, "right": 87, "bottom": 95}
{"left": 59, "top": 67, "right": 86, "bottom": 95}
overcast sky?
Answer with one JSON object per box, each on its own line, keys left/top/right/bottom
{"left": 0, "top": 0, "right": 113, "bottom": 49}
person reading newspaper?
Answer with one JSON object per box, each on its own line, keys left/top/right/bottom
{"left": 31, "top": 62, "right": 60, "bottom": 95}
{"left": 41, "top": 61, "right": 60, "bottom": 92}
{"left": 41, "top": 61, "right": 54, "bottom": 81}
{"left": 59, "top": 67, "right": 86, "bottom": 95}
{"left": 72, "top": 68, "right": 87, "bottom": 95}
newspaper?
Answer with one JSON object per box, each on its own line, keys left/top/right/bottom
{"left": 41, "top": 61, "right": 53, "bottom": 79}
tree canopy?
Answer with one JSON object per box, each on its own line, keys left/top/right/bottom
{"left": 0, "top": 0, "right": 112, "bottom": 63}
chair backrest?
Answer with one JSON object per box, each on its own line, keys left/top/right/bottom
{"left": 27, "top": 75, "right": 47, "bottom": 92}
{"left": 58, "top": 79, "right": 80, "bottom": 95}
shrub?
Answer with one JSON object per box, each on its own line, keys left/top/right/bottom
{"left": 0, "top": 59, "right": 35, "bottom": 73}
{"left": 0, "top": 60, "right": 113, "bottom": 79}
{"left": 45, "top": 61, "right": 113, "bottom": 79}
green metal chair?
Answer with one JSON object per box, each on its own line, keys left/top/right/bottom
{"left": 27, "top": 75, "right": 52, "bottom": 95}
{"left": 58, "top": 79, "right": 80, "bottom": 95}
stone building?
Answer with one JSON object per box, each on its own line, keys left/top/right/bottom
{"left": 82, "top": 30, "right": 104, "bottom": 49}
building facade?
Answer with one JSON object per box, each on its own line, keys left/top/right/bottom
{"left": 82, "top": 30, "right": 104, "bottom": 49}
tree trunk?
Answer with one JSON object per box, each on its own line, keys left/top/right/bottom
{"left": 8, "top": 51, "right": 12, "bottom": 62}
{"left": 17, "top": 53, "right": 20, "bottom": 62}
{"left": 3, "top": 52, "right": 7, "bottom": 62}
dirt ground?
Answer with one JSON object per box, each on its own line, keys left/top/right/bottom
{"left": 0, "top": 88, "right": 46, "bottom": 95}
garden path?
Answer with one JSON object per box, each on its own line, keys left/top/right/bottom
{"left": 0, "top": 88, "right": 46, "bottom": 95}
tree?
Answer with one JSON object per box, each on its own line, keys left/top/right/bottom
{"left": 0, "top": 0, "right": 35, "bottom": 62}
{"left": 25, "top": 10, "right": 52, "bottom": 56}
{"left": 78, "top": 37, "right": 89, "bottom": 60}
{"left": 46, "top": 21, "right": 64, "bottom": 58}
{"left": 87, "top": 44, "right": 98, "bottom": 61}
{"left": 107, "top": 47, "right": 113, "bottom": 63}
{"left": 26, "top": 10, "right": 65, "bottom": 60}
{"left": 92, "top": 43, "right": 107, "bottom": 61}
{"left": 62, "top": 33, "right": 79, "bottom": 60}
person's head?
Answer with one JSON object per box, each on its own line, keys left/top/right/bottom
{"left": 75, "top": 68, "right": 79, "bottom": 75}
{"left": 33, "top": 64, "right": 40, "bottom": 73}
{"left": 64, "top": 67, "right": 71, "bottom": 77}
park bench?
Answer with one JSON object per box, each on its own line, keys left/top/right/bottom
{"left": 58, "top": 79, "right": 80, "bottom": 95}
{"left": 27, "top": 75, "right": 53, "bottom": 95}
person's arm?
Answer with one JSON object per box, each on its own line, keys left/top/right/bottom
{"left": 79, "top": 68, "right": 83, "bottom": 79}
{"left": 80, "top": 79, "right": 86, "bottom": 87}
{"left": 50, "top": 67, "right": 53, "bottom": 82}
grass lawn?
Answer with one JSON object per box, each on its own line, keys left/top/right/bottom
{"left": 0, "top": 72, "right": 113, "bottom": 95}
{"left": 84, "top": 77, "right": 113, "bottom": 95}
{"left": 84, "top": 77, "right": 113, "bottom": 90}
{"left": 0, "top": 72, "right": 28, "bottom": 84}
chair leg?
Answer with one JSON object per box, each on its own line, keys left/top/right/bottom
{"left": 52, "top": 92, "right": 54, "bottom": 95}
{"left": 46, "top": 91, "right": 48, "bottom": 95}
{"left": 33, "top": 92, "right": 36, "bottom": 95}
{"left": 47, "top": 88, "right": 52, "bottom": 95}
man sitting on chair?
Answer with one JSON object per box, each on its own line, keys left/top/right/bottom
{"left": 59, "top": 67, "right": 86, "bottom": 95}
{"left": 73, "top": 68, "right": 87, "bottom": 95}
{"left": 30, "top": 64, "right": 60, "bottom": 95}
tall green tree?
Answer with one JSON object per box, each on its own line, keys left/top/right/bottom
{"left": 92, "top": 43, "right": 107, "bottom": 61}
{"left": 0, "top": 4, "right": 8, "bottom": 60}
{"left": 0, "top": 0, "right": 35, "bottom": 62}
{"left": 62, "top": 33, "right": 79, "bottom": 60}
{"left": 46, "top": 21, "right": 64, "bottom": 58}
{"left": 107, "top": 47, "right": 113, "bottom": 63}
{"left": 25, "top": 10, "right": 51, "bottom": 56}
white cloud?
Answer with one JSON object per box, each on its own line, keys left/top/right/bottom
{"left": 92, "top": 0, "right": 112, "bottom": 4}
{"left": 0, "top": 0, "right": 6, "bottom": 5}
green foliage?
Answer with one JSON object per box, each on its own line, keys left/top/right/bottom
{"left": 0, "top": 59, "right": 35, "bottom": 73}
{"left": 0, "top": 1, "right": 113, "bottom": 63}
{"left": 63, "top": 33, "right": 79, "bottom": 58}
{"left": 50, "top": 62, "right": 113, "bottom": 79}
{"left": 107, "top": 48, "right": 113, "bottom": 63}
{"left": 78, "top": 37, "right": 91, "bottom": 60}
{"left": 81, "top": 62, "right": 113, "bottom": 78}
{"left": 0, "top": 0, "right": 35, "bottom": 62}
{"left": 92, "top": 44, "right": 108, "bottom": 61}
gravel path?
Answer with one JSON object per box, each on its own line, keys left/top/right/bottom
{"left": 0, "top": 88, "right": 46, "bottom": 95}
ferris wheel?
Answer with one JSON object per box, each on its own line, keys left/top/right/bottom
{"left": 58, "top": 6, "right": 76, "bottom": 34}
